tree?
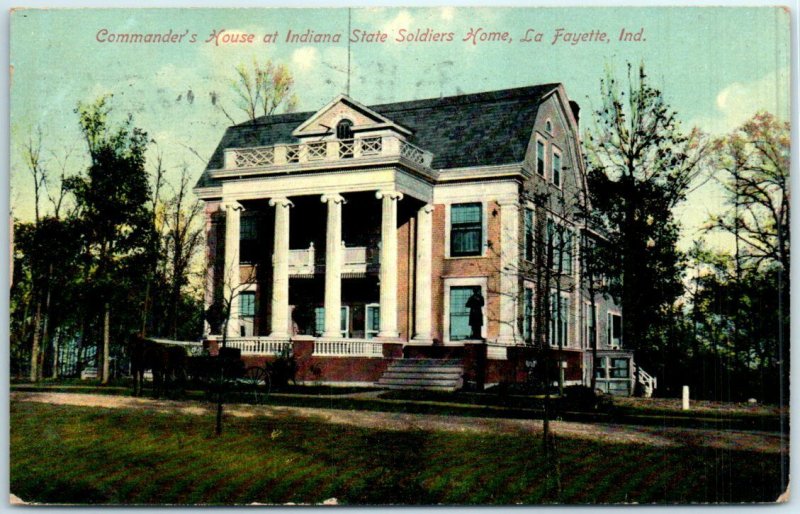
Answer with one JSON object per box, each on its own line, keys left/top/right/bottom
{"left": 67, "top": 95, "right": 154, "bottom": 384}
{"left": 214, "top": 59, "right": 298, "bottom": 124}
{"left": 705, "top": 112, "right": 790, "bottom": 404}
{"left": 584, "top": 63, "right": 707, "bottom": 375}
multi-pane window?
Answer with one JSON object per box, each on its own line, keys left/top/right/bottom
{"left": 240, "top": 216, "right": 258, "bottom": 263}
{"left": 239, "top": 292, "right": 256, "bottom": 318}
{"left": 552, "top": 150, "right": 562, "bottom": 187}
{"left": 524, "top": 208, "right": 534, "bottom": 261}
{"left": 523, "top": 287, "right": 534, "bottom": 343}
{"left": 610, "top": 358, "right": 630, "bottom": 378}
{"left": 449, "top": 286, "right": 475, "bottom": 341}
{"left": 594, "top": 357, "right": 607, "bottom": 378}
{"left": 549, "top": 292, "right": 569, "bottom": 347}
{"left": 582, "top": 303, "right": 597, "bottom": 349}
{"left": 607, "top": 312, "right": 622, "bottom": 347}
{"left": 536, "top": 140, "right": 545, "bottom": 176}
{"left": 450, "top": 203, "right": 482, "bottom": 257}
{"left": 336, "top": 119, "right": 354, "bottom": 140}
{"left": 365, "top": 304, "right": 380, "bottom": 339}
{"left": 546, "top": 219, "right": 573, "bottom": 274}
{"left": 314, "top": 306, "right": 350, "bottom": 338}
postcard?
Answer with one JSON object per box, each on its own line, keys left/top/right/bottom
{"left": 8, "top": 5, "right": 792, "bottom": 506}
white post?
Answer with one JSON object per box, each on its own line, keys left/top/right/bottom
{"left": 223, "top": 201, "right": 244, "bottom": 338}
{"left": 682, "top": 385, "right": 690, "bottom": 410}
{"left": 412, "top": 204, "right": 434, "bottom": 342}
{"left": 269, "top": 197, "right": 293, "bottom": 338}
{"left": 321, "top": 193, "right": 346, "bottom": 338}
{"left": 376, "top": 190, "right": 403, "bottom": 338}
{"left": 497, "top": 200, "right": 520, "bottom": 345}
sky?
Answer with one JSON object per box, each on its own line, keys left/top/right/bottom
{"left": 8, "top": 6, "right": 792, "bottom": 252}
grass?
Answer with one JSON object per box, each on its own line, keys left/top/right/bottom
{"left": 11, "top": 381, "right": 786, "bottom": 432}
{"left": 11, "top": 401, "right": 787, "bottom": 505}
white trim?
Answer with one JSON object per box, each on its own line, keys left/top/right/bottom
{"left": 548, "top": 289, "right": 571, "bottom": 348}
{"left": 534, "top": 132, "right": 548, "bottom": 179}
{"left": 523, "top": 205, "right": 535, "bottom": 263}
{"left": 487, "top": 345, "right": 508, "bottom": 360}
{"left": 365, "top": 303, "right": 380, "bottom": 339}
{"left": 607, "top": 310, "right": 622, "bottom": 349}
{"left": 444, "top": 201, "right": 488, "bottom": 259}
{"left": 551, "top": 144, "right": 563, "bottom": 190}
{"left": 292, "top": 94, "right": 412, "bottom": 137}
{"left": 443, "top": 277, "right": 488, "bottom": 344}
{"left": 581, "top": 300, "right": 599, "bottom": 350}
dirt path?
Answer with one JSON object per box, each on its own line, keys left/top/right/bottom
{"left": 11, "top": 391, "right": 786, "bottom": 453}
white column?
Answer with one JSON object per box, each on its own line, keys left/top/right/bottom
{"left": 321, "top": 193, "right": 346, "bottom": 338}
{"left": 376, "top": 190, "right": 403, "bottom": 338}
{"left": 497, "top": 200, "right": 520, "bottom": 345}
{"left": 269, "top": 197, "right": 293, "bottom": 338}
{"left": 223, "top": 201, "right": 244, "bottom": 338}
{"left": 412, "top": 204, "right": 434, "bottom": 342}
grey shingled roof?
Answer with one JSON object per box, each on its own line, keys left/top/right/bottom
{"left": 196, "top": 83, "right": 559, "bottom": 189}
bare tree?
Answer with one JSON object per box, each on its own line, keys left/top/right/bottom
{"left": 214, "top": 59, "right": 298, "bottom": 124}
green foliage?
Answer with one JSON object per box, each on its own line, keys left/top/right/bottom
{"left": 584, "top": 63, "right": 706, "bottom": 368}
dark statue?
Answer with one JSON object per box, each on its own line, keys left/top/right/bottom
{"left": 466, "top": 287, "right": 485, "bottom": 340}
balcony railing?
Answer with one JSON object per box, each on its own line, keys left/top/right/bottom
{"left": 224, "top": 136, "right": 433, "bottom": 170}
{"left": 314, "top": 339, "right": 384, "bottom": 358}
{"left": 223, "top": 337, "right": 292, "bottom": 356}
{"left": 286, "top": 241, "right": 379, "bottom": 276}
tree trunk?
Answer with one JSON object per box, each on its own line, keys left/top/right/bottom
{"left": 101, "top": 303, "right": 111, "bottom": 384}
{"left": 29, "top": 298, "right": 42, "bottom": 382}
{"left": 39, "top": 265, "right": 53, "bottom": 381}
{"left": 51, "top": 328, "right": 60, "bottom": 379}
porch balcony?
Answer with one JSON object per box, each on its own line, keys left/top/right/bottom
{"left": 221, "top": 135, "right": 434, "bottom": 174}
{"left": 287, "top": 242, "right": 380, "bottom": 276}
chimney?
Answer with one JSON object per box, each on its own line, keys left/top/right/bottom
{"left": 569, "top": 100, "right": 581, "bottom": 128}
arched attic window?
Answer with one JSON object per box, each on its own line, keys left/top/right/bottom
{"left": 336, "top": 119, "right": 354, "bottom": 158}
{"left": 545, "top": 119, "right": 553, "bottom": 133}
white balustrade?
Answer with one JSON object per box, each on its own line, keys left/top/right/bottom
{"left": 224, "top": 135, "right": 433, "bottom": 170}
{"left": 223, "top": 337, "right": 292, "bottom": 356}
{"left": 287, "top": 242, "right": 377, "bottom": 275}
{"left": 313, "top": 339, "right": 384, "bottom": 358}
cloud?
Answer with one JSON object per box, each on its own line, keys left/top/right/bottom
{"left": 291, "top": 47, "right": 320, "bottom": 72}
{"left": 690, "top": 67, "right": 790, "bottom": 134}
{"left": 382, "top": 10, "right": 414, "bottom": 37}
{"left": 440, "top": 7, "right": 455, "bottom": 21}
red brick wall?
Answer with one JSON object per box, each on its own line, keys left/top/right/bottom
{"left": 430, "top": 201, "right": 503, "bottom": 342}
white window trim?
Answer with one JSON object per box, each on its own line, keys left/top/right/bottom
{"left": 522, "top": 281, "right": 535, "bottom": 343}
{"left": 444, "top": 201, "right": 488, "bottom": 259}
{"left": 551, "top": 145, "right": 563, "bottom": 189}
{"left": 548, "top": 290, "right": 571, "bottom": 348}
{"left": 443, "top": 277, "right": 488, "bottom": 344}
{"left": 314, "top": 305, "right": 351, "bottom": 339}
{"left": 607, "top": 309, "right": 622, "bottom": 349}
{"left": 582, "top": 301, "right": 599, "bottom": 350}
{"left": 365, "top": 303, "right": 380, "bottom": 339}
{"left": 534, "top": 132, "right": 548, "bottom": 179}
{"left": 523, "top": 205, "right": 535, "bottom": 263}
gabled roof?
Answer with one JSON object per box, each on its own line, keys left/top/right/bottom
{"left": 196, "top": 83, "right": 560, "bottom": 189}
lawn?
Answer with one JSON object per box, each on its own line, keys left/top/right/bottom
{"left": 10, "top": 401, "right": 787, "bottom": 505}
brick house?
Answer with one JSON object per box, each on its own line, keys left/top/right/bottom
{"left": 194, "top": 84, "right": 655, "bottom": 396}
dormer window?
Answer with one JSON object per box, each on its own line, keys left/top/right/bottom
{"left": 336, "top": 119, "right": 354, "bottom": 140}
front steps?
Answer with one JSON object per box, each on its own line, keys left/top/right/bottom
{"left": 377, "top": 358, "right": 464, "bottom": 391}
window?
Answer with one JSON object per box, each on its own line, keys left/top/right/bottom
{"left": 314, "top": 306, "right": 350, "bottom": 338}
{"left": 607, "top": 312, "right": 622, "bottom": 347}
{"left": 546, "top": 219, "right": 573, "bottom": 274}
{"left": 582, "top": 303, "right": 597, "bottom": 349}
{"left": 552, "top": 149, "right": 562, "bottom": 187}
{"left": 524, "top": 208, "right": 534, "bottom": 261}
{"left": 545, "top": 119, "right": 553, "bottom": 133}
{"left": 536, "top": 140, "right": 545, "bottom": 176}
{"left": 449, "top": 286, "right": 476, "bottom": 341}
{"left": 240, "top": 216, "right": 258, "bottom": 263}
{"left": 549, "top": 292, "right": 569, "bottom": 347}
{"left": 594, "top": 356, "right": 607, "bottom": 379}
{"left": 450, "top": 203, "right": 483, "bottom": 257}
{"left": 365, "top": 304, "right": 380, "bottom": 339}
{"left": 240, "top": 292, "right": 256, "bottom": 318}
{"left": 610, "top": 358, "right": 629, "bottom": 378}
{"left": 523, "top": 287, "right": 534, "bottom": 343}
{"left": 336, "top": 119, "right": 354, "bottom": 140}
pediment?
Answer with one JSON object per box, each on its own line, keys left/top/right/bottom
{"left": 292, "top": 94, "right": 412, "bottom": 138}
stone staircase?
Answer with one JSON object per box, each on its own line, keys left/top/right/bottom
{"left": 377, "top": 358, "right": 464, "bottom": 391}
